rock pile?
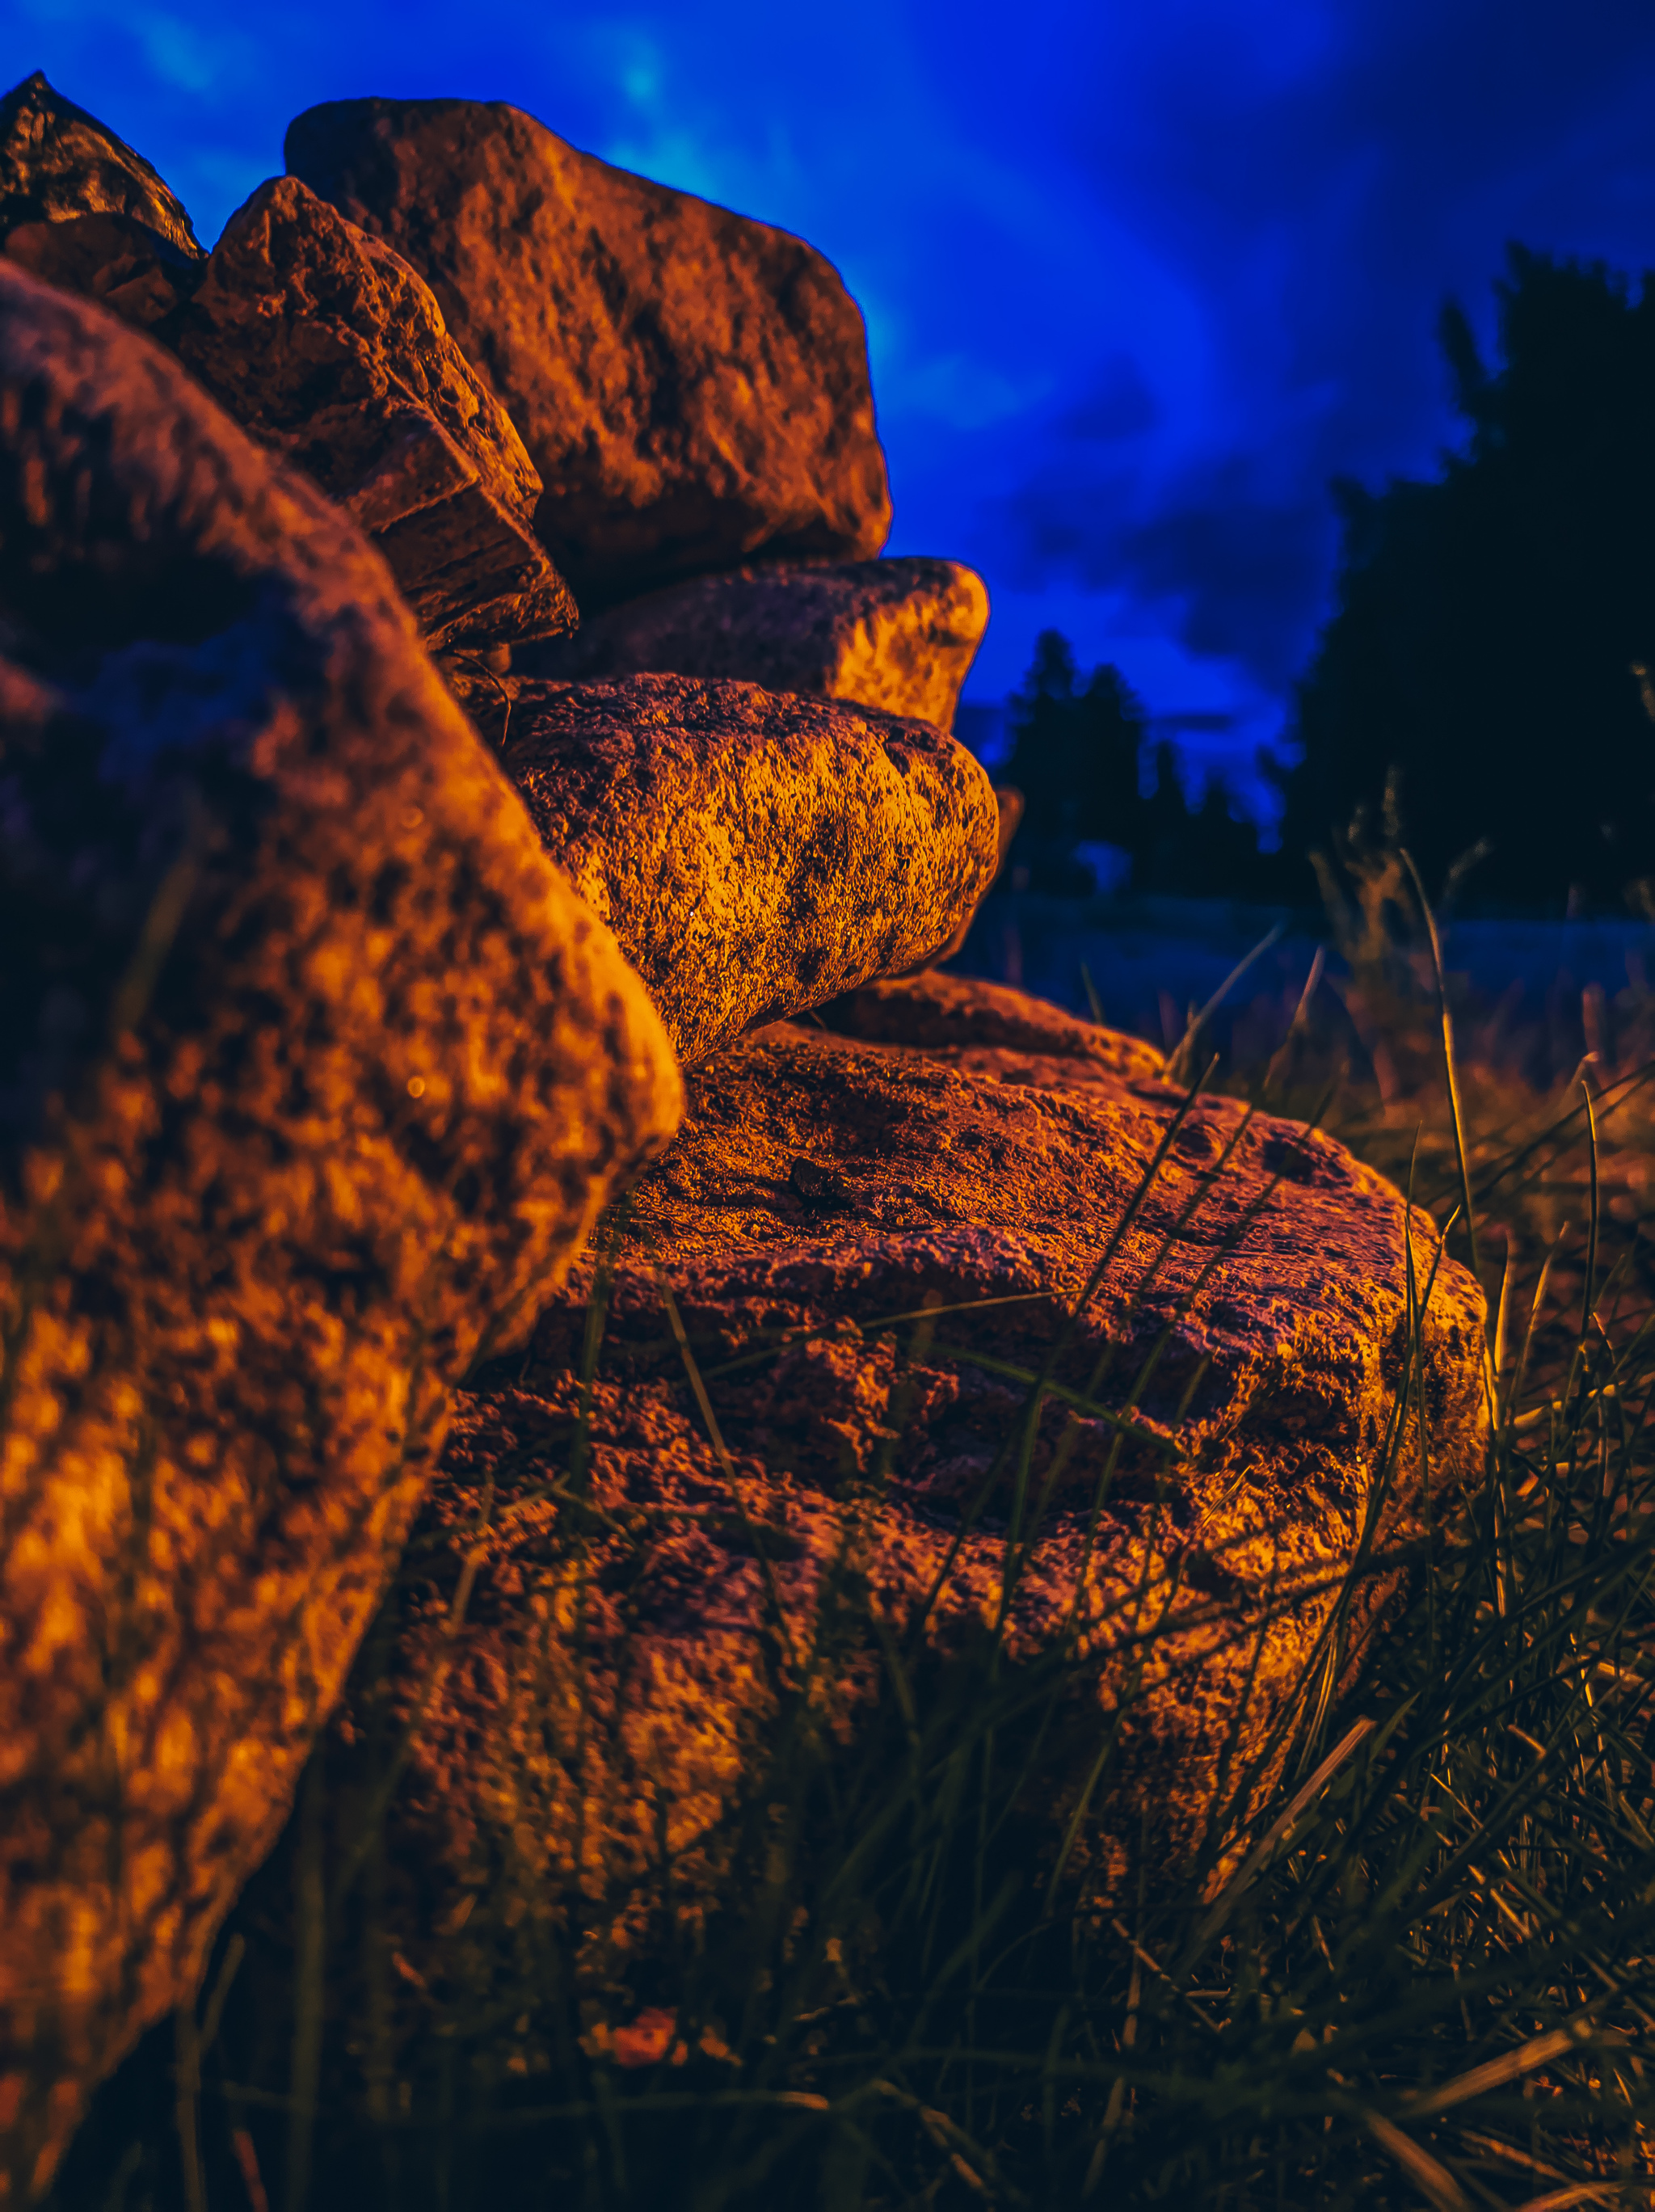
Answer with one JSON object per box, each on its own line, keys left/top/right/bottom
{"left": 0, "top": 67, "right": 1489, "bottom": 2190}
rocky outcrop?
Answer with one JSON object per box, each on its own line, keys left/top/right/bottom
{"left": 515, "top": 556, "right": 989, "bottom": 733}
{"left": 284, "top": 96, "right": 891, "bottom": 606}
{"left": 816, "top": 967, "right": 1168, "bottom": 1088}
{"left": 498, "top": 674, "right": 1001, "bottom": 1064}
{"left": 0, "top": 71, "right": 204, "bottom": 331}
{"left": 304, "top": 1019, "right": 1484, "bottom": 2018}
{"left": 166, "top": 175, "right": 577, "bottom": 651}
{"left": 0, "top": 265, "right": 680, "bottom": 2193}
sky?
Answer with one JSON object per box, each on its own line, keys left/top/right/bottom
{"left": 8, "top": 0, "right": 1655, "bottom": 822}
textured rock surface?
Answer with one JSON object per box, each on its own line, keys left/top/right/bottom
{"left": 0, "top": 70, "right": 201, "bottom": 255}
{"left": 0, "top": 73, "right": 204, "bottom": 329}
{"left": 816, "top": 967, "right": 1168, "bottom": 1088}
{"left": 166, "top": 176, "right": 576, "bottom": 652}
{"left": 516, "top": 556, "right": 988, "bottom": 733}
{"left": 0, "top": 265, "right": 680, "bottom": 2192}
{"left": 500, "top": 675, "right": 1002, "bottom": 1064}
{"left": 285, "top": 96, "right": 891, "bottom": 606}
{"left": 306, "top": 1021, "right": 1484, "bottom": 2006}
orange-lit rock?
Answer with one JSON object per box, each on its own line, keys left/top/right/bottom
{"left": 515, "top": 556, "right": 989, "bottom": 734}
{"left": 284, "top": 96, "right": 891, "bottom": 606}
{"left": 816, "top": 966, "right": 1168, "bottom": 1088}
{"left": 166, "top": 176, "right": 577, "bottom": 653}
{"left": 499, "top": 675, "right": 1002, "bottom": 1064}
{"left": 0, "top": 265, "right": 680, "bottom": 2193}
{"left": 0, "top": 71, "right": 204, "bottom": 331}
{"left": 314, "top": 1020, "right": 1484, "bottom": 2002}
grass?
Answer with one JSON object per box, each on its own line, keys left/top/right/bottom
{"left": 47, "top": 855, "right": 1655, "bottom": 2212}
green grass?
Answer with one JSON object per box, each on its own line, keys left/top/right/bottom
{"left": 50, "top": 870, "right": 1655, "bottom": 2212}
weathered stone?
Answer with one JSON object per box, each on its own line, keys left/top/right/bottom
{"left": 0, "top": 73, "right": 205, "bottom": 331}
{"left": 284, "top": 96, "right": 891, "bottom": 606}
{"left": 0, "top": 264, "right": 680, "bottom": 2193}
{"left": 301, "top": 1021, "right": 1484, "bottom": 2014}
{"left": 816, "top": 967, "right": 1168, "bottom": 1088}
{"left": 499, "top": 675, "right": 1002, "bottom": 1064}
{"left": 2, "top": 209, "right": 201, "bottom": 328}
{"left": 165, "top": 176, "right": 576, "bottom": 653}
{"left": 0, "top": 70, "right": 201, "bottom": 257}
{"left": 515, "top": 556, "right": 988, "bottom": 733}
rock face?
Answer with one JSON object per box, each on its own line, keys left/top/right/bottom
{"left": 306, "top": 1018, "right": 1484, "bottom": 2017}
{"left": 0, "top": 265, "right": 680, "bottom": 2193}
{"left": 817, "top": 967, "right": 1168, "bottom": 1087}
{"left": 498, "top": 674, "right": 1002, "bottom": 1064}
{"left": 0, "top": 70, "right": 200, "bottom": 254}
{"left": 516, "top": 556, "right": 989, "bottom": 733}
{"left": 0, "top": 72, "right": 204, "bottom": 329}
{"left": 166, "top": 175, "right": 577, "bottom": 651}
{"left": 284, "top": 96, "right": 892, "bottom": 606}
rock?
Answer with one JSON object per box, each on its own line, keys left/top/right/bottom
{"left": 284, "top": 96, "right": 891, "bottom": 607}
{"left": 0, "top": 72, "right": 205, "bottom": 331}
{"left": 290, "top": 1021, "right": 1484, "bottom": 2025}
{"left": 816, "top": 967, "right": 1168, "bottom": 1089}
{"left": 497, "top": 674, "right": 1002, "bottom": 1064}
{"left": 0, "top": 70, "right": 201, "bottom": 255}
{"left": 514, "top": 556, "right": 989, "bottom": 733}
{"left": 0, "top": 264, "right": 680, "bottom": 2192}
{"left": 164, "top": 176, "right": 577, "bottom": 653}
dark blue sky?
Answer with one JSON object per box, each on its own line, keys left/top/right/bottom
{"left": 9, "top": 1, "right": 1655, "bottom": 818}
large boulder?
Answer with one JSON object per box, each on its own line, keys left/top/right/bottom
{"left": 515, "top": 556, "right": 989, "bottom": 733}
{"left": 0, "top": 264, "right": 680, "bottom": 2192}
{"left": 497, "top": 674, "right": 1002, "bottom": 1064}
{"left": 0, "top": 71, "right": 204, "bottom": 327}
{"left": 282, "top": 1019, "right": 1484, "bottom": 2047}
{"left": 284, "top": 96, "right": 892, "bottom": 607}
{"left": 166, "top": 175, "right": 577, "bottom": 652}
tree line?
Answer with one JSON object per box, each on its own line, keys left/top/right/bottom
{"left": 992, "top": 243, "right": 1655, "bottom": 913}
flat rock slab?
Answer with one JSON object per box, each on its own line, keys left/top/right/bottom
{"left": 306, "top": 1026, "right": 1485, "bottom": 2007}
{"left": 515, "top": 556, "right": 989, "bottom": 733}
{"left": 164, "top": 176, "right": 576, "bottom": 653}
{"left": 816, "top": 967, "right": 1168, "bottom": 1088}
{"left": 500, "top": 674, "right": 1002, "bottom": 1064}
{"left": 285, "top": 97, "right": 892, "bottom": 606}
{"left": 0, "top": 266, "right": 680, "bottom": 2189}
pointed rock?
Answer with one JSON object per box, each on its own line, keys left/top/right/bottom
{"left": 0, "top": 70, "right": 201, "bottom": 253}
{"left": 0, "top": 264, "right": 679, "bottom": 2191}
{"left": 285, "top": 96, "right": 892, "bottom": 606}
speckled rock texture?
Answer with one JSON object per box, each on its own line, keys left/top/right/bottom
{"left": 816, "top": 967, "right": 1168, "bottom": 1089}
{"left": 162, "top": 176, "right": 577, "bottom": 653}
{"left": 308, "top": 1021, "right": 1484, "bottom": 2002}
{"left": 0, "top": 72, "right": 204, "bottom": 329}
{"left": 0, "top": 265, "right": 680, "bottom": 2194}
{"left": 515, "top": 556, "right": 988, "bottom": 733}
{"left": 284, "top": 96, "right": 892, "bottom": 607}
{"left": 499, "top": 675, "right": 1003, "bottom": 1064}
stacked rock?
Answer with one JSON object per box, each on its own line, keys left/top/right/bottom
{"left": 0, "top": 71, "right": 1487, "bottom": 2189}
